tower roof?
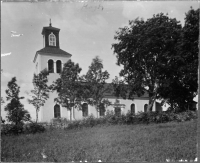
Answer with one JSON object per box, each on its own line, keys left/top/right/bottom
{"left": 42, "top": 26, "right": 60, "bottom": 35}
{"left": 33, "top": 47, "right": 72, "bottom": 63}
{"left": 36, "top": 47, "right": 72, "bottom": 56}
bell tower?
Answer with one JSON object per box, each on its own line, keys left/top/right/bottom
{"left": 33, "top": 21, "right": 72, "bottom": 122}
{"left": 42, "top": 19, "right": 60, "bottom": 48}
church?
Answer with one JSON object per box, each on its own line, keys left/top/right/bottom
{"left": 33, "top": 22, "right": 162, "bottom": 123}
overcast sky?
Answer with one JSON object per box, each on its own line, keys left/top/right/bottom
{"left": 1, "top": 1, "right": 199, "bottom": 120}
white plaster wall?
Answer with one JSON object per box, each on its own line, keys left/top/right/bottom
{"left": 103, "top": 97, "right": 154, "bottom": 115}
{"left": 63, "top": 97, "right": 154, "bottom": 121}
{"left": 36, "top": 53, "right": 71, "bottom": 122}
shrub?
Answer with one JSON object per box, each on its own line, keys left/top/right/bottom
{"left": 1, "top": 123, "right": 24, "bottom": 135}
{"left": 67, "top": 120, "right": 82, "bottom": 130}
{"left": 23, "top": 123, "right": 45, "bottom": 134}
{"left": 134, "top": 112, "right": 150, "bottom": 124}
{"left": 64, "top": 110, "right": 198, "bottom": 130}
{"left": 50, "top": 117, "right": 68, "bottom": 124}
{"left": 1, "top": 124, "right": 15, "bottom": 135}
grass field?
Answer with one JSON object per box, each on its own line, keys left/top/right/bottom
{"left": 1, "top": 119, "right": 197, "bottom": 162}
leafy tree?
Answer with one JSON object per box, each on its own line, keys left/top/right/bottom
{"left": 28, "top": 69, "right": 51, "bottom": 123}
{"left": 52, "top": 59, "right": 84, "bottom": 121}
{"left": 83, "top": 56, "right": 112, "bottom": 117}
{"left": 4, "top": 77, "right": 31, "bottom": 125}
{"left": 177, "top": 7, "right": 199, "bottom": 110}
{"left": 112, "top": 13, "right": 182, "bottom": 112}
{"left": 158, "top": 8, "right": 199, "bottom": 111}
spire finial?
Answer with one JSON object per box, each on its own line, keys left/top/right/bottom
{"left": 49, "top": 19, "right": 52, "bottom": 27}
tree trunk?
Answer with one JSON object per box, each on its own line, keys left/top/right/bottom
{"left": 70, "top": 108, "right": 72, "bottom": 121}
{"left": 147, "top": 94, "right": 156, "bottom": 112}
{"left": 36, "top": 109, "right": 38, "bottom": 123}
{"left": 96, "top": 105, "right": 99, "bottom": 118}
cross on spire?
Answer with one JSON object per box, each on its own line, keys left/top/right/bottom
{"left": 49, "top": 19, "right": 52, "bottom": 27}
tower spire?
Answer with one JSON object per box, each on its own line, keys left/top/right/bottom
{"left": 49, "top": 19, "right": 52, "bottom": 27}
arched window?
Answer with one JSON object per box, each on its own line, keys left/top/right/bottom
{"left": 131, "top": 103, "right": 135, "bottom": 114}
{"left": 54, "top": 104, "right": 61, "bottom": 118}
{"left": 144, "top": 104, "right": 148, "bottom": 112}
{"left": 56, "top": 60, "right": 62, "bottom": 73}
{"left": 49, "top": 33, "right": 56, "bottom": 46}
{"left": 48, "top": 59, "right": 54, "bottom": 73}
{"left": 82, "top": 103, "right": 88, "bottom": 117}
{"left": 99, "top": 103, "right": 105, "bottom": 116}
{"left": 115, "top": 107, "right": 121, "bottom": 116}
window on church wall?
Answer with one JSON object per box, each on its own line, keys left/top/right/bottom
{"left": 115, "top": 107, "right": 121, "bottom": 116}
{"left": 144, "top": 104, "right": 148, "bottom": 112}
{"left": 99, "top": 103, "right": 105, "bottom": 116}
{"left": 56, "top": 60, "right": 62, "bottom": 73}
{"left": 48, "top": 59, "right": 54, "bottom": 73}
{"left": 82, "top": 103, "right": 88, "bottom": 117}
{"left": 49, "top": 33, "right": 56, "bottom": 46}
{"left": 131, "top": 104, "right": 135, "bottom": 114}
{"left": 54, "top": 104, "right": 61, "bottom": 118}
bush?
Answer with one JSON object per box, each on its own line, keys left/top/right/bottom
{"left": 67, "top": 120, "right": 82, "bottom": 130}
{"left": 63, "top": 110, "right": 198, "bottom": 130}
{"left": 1, "top": 124, "right": 15, "bottom": 135}
{"left": 1, "top": 123, "right": 24, "bottom": 135}
{"left": 50, "top": 117, "right": 68, "bottom": 124}
{"left": 23, "top": 123, "right": 45, "bottom": 134}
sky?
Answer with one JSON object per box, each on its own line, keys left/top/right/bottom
{"left": 1, "top": 1, "right": 199, "bottom": 121}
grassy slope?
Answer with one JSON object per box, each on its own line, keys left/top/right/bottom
{"left": 1, "top": 120, "right": 197, "bottom": 162}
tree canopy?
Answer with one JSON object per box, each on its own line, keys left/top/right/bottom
{"left": 5, "top": 77, "right": 31, "bottom": 125}
{"left": 28, "top": 69, "right": 51, "bottom": 123}
{"left": 157, "top": 8, "right": 199, "bottom": 111}
{"left": 52, "top": 59, "right": 84, "bottom": 121}
{"left": 112, "top": 13, "right": 182, "bottom": 112}
{"left": 112, "top": 8, "right": 199, "bottom": 112}
{"left": 83, "top": 56, "right": 112, "bottom": 117}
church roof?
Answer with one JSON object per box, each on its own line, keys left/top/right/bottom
{"left": 103, "top": 83, "right": 149, "bottom": 99}
{"left": 79, "top": 82, "right": 149, "bottom": 99}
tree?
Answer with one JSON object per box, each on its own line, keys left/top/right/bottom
{"left": 157, "top": 8, "right": 199, "bottom": 111}
{"left": 5, "top": 77, "right": 31, "bottom": 125}
{"left": 112, "top": 13, "right": 182, "bottom": 112}
{"left": 177, "top": 7, "right": 199, "bottom": 110}
{"left": 83, "top": 56, "right": 112, "bottom": 117}
{"left": 28, "top": 69, "right": 51, "bottom": 123}
{"left": 52, "top": 59, "right": 84, "bottom": 121}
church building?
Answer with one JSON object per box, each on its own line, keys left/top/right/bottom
{"left": 33, "top": 23, "right": 161, "bottom": 123}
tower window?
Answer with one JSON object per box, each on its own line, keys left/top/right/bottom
{"left": 54, "top": 104, "right": 61, "bottom": 118}
{"left": 48, "top": 59, "right": 54, "bottom": 73}
{"left": 49, "top": 32, "right": 56, "bottom": 46}
{"left": 131, "top": 103, "right": 135, "bottom": 114}
{"left": 56, "top": 60, "right": 62, "bottom": 73}
{"left": 82, "top": 103, "right": 88, "bottom": 117}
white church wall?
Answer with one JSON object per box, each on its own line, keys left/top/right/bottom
{"left": 41, "top": 91, "right": 58, "bottom": 122}
{"left": 104, "top": 98, "right": 154, "bottom": 115}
